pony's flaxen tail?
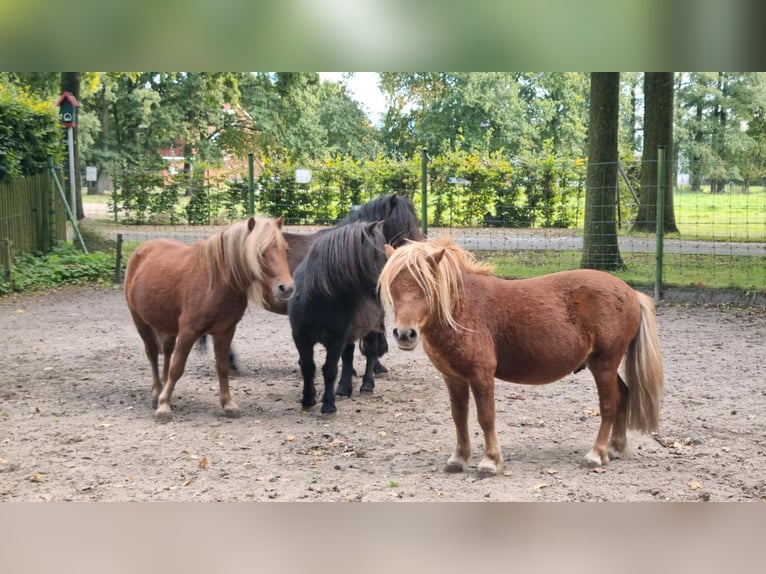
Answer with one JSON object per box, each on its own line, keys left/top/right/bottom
{"left": 623, "top": 292, "right": 665, "bottom": 432}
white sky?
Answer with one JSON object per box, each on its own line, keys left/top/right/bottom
{"left": 319, "top": 72, "right": 386, "bottom": 127}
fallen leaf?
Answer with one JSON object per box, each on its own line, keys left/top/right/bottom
{"left": 379, "top": 431, "right": 388, "bottom": 437}
{"left": 286, "top": 435, "right": 296, "bottom": 441}
{"left": 16, "top": 308, "right": 24, "bottom": 314}
{"left": 545, "top": 468, "right": 558, "bottom": 475}
{"left": 28, "top": 473, "right": 44, "bottom": 483}
{"left": 197, "top": 457, "right": 209, "bottom": 470}
{"left": 532, "top": 483, "right": 548, "bottom": 490}
{"left": 183, "top": 477, "right": 195, "bottom": 487}
{"left": 181, "top": 449, "right": 191, "bottom": 456}
{"left": 502, "top": 470, "right": 513, "bottom": 477}
{"left": 688, "top": 480, "right": 702, "bottom": 490}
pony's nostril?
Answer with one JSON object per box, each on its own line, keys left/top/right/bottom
{"left": 392, "top": 328, "right": 400, "bottom": 339}
{"left": 407, "top": 329, "right": 416, "bottom": 339}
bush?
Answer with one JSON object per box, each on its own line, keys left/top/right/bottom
{"left": 0, "top": 244, "right": 117, "bottom": 295}
{"left": 0, "top": 84, "right": 62, "bottom": 182}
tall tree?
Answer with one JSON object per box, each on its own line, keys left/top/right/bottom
{"left": 581, "top": 73, "right": 623, "bottom": 270}
{"left": 61, "top": 72, "right": 84, "bottom": 219}
{"left": 634, "top": 72, "right": 678, "bottom": 233}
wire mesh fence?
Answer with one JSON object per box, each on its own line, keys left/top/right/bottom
{"left": 76, "top": 156, "right": 766, "bottom": 296}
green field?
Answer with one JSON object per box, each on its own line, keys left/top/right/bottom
{"left": 669, "top": 187, "right": 766, "bottom": 241}
{"left": 482, "top": 249, "right": 765, "bottom": 291}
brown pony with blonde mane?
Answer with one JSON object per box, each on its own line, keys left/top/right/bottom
{"left": 379, "top": 236, "right": 664, "bottom": 476}
{"left": 125, "top": 216, "right": 294, "bottom": 420}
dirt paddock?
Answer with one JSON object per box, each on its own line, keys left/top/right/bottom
{"left": 1, "top": 285, "right": 764, "bottom": 501}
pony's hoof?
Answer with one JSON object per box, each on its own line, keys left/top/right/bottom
{"left": 302, "top": 397, "right": 317, "bottom": 408}
{"left": 476, "top": 460, "right": 499, "bottom": 478}
{"left": 223, "top": 406, "right": 241, "bottom": 419}
{"left": 584, "top": 449, "right": 608, "bottom": 467}
{"left": 607, "top": 446, "right": 631, "bottom": 460}
{"left": 373, "top": 363, "right": 388, "bottom": 376}
{"left": 359, "top": 381, "right": 374, "bottom": 393}
{"left": 154, "top": 408, "right": 172, "bottom": 423}
{"left": 335, "top": 385, "right": 352, "bottom": 398}
{"left": 444, "top": 455, "right": 466, "bottom": 473}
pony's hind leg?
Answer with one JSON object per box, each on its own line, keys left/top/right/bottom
{"left": 608, "top": 374, "right": 631, "bottom": 460}
{"left": 585, "top": 363, "right": 621, "bottom": 467}
{"left": 443, "top": 376, "right": 473, "bottom": 473}
{"left": 335, "top": 342, "right": 356, "bottom": 397}
{"left": 159, "top": 334, "right": 175, "bottom": 387}
{"left": 359, "top": 330, "right": 384, "bottom": 393}
{"left": 155, "top": 332, "right": 196, "bottom": 420}
{"left": 212, "top": 327, "right": 240, "bottom": 418}
{"left": 130, "top": 311, "right": 162, "bottom": 407}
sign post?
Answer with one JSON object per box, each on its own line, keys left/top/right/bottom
{"left": 56, "top": 92, "right": 79, "bottom": 217}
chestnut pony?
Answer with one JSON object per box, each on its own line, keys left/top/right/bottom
{"left": 378, "top": 236, "right": 664, "bottom": 476}
{"left": 124, "top": 216, "right": 294, "bottom": 420}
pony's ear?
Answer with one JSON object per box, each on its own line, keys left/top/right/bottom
{"left": 275, "top": 215, "right": 285, "bottom": 228}
{"left": 247, "top": 217, "right": 256, "bottom": 231}
{"left": 385, "top": 244, "right": 395, "bottom": 258}
{"left": 366, "top": 221, "right": 383, "bottom": 234}
{"left": 428, "top": 248, "right": 445, "bottom": 268}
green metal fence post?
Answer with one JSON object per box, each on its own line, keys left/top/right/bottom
{"left": 420, "top": 148, "right": 428, "bottom": 237}
{"left": 248, "top": 152, "right": 255, "bottom": 217}
{"left": 655, "top": 145, "right": 666, "bottom": 301}
{"left": 114, "top": 233, "right": 123, "bottom": 284}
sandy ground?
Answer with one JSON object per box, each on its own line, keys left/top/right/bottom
{"left": 1, "top": 285, "right": 764, "bottom": 501}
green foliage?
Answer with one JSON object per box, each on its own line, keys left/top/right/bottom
{"left": 0, "top": 84, "right": 62, "bottom": 182}
{"left": 0, "top": 243, "right": 117, "bottom": 295}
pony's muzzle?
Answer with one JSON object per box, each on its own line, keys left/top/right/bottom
{"left": 274, "top": 281, "right": 295, "bottom": 301}
{"left": 393, "top": 327, "right": 418, "bottom": 350}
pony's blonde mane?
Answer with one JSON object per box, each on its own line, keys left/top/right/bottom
{"left": 198, "top": 217, "right": 285, "bottom": 307}
{"left": 378, "top": 235, "right": 493, "bottom": 330}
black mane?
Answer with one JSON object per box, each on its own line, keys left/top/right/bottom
{"left": 339, "top": 194, "right": 423, "bottom": 247}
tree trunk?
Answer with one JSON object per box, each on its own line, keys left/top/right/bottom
{"left": 93, "top": 83, "right": 112, "bottom": 195}
{"left": 690, "top": 102, "right": 703, "bottom": 191}
{"left": 61, "top": 72, "right": 84, "bottom": 219}
{"left": 581, "top": 72, "right": 623, "bottom": 270}
{"left": 634, "top": 72, "right": 678, "bottom": 233}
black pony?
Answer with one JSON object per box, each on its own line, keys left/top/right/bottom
{"left": 198, "top": 194, "right": 423, "bottom": 376}
{"left": 288, "top": 220, "right": 389, "bottom": 415}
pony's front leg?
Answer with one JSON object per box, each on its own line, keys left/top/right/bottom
{"left": 443, "top": 376, "right": 472, "bottom": 473}
{"left": 295, "top": 339, "right": 317, "bottom": 409}
{"left": 470, "top": 376, "right": 503, "bottom": 476}
{"left": 213, "top": 327, "right": 239, "bottom": 418}
{"left": 320, "top": 342, "right": 344, "bottom": 415}
{"left": 155, "top": 333, "right": 195, "bottom": 421}
{"left": 335, "top": 342, "right": 356, "bottom": 397}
